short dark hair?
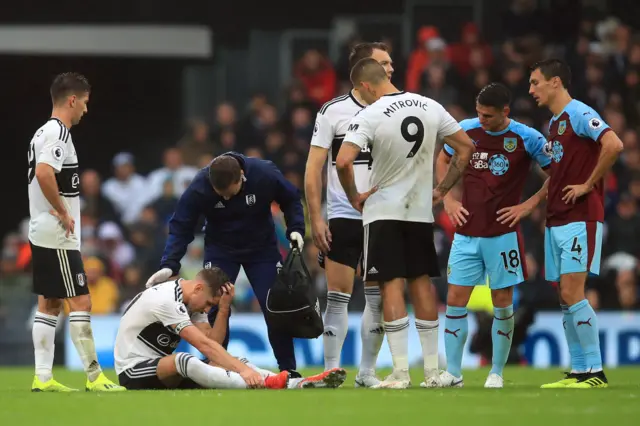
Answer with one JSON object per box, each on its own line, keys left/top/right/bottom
{"left": 531, "top": 59, "right": 572, "bottom": 89}
{"left": 196, "top": 267, "right": 230, "bottom": 295}
{"left": 476, "top": 83, "right": 512, "bottom": 109}
{"left": 50, "top": 72, "right": 91, "bottom": 104}
{"left": 350, "top": 58, "right": 388, "bottom": 87}
{"left": 208, "top": 155, "right": 242, "bottom": 189}
{"left": 348, "top": 42, "right": 389, "bottom": 71}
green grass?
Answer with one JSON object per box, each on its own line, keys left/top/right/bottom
{"left": 1, "top": 367, "right": 639, "bottom": 426}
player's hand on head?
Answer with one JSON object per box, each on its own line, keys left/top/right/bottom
{"left": 310, "top": 219, "right": 332, "bottom": 254}
{"left": 496, "top": 203, "right": 533, "bottom": 228}
{"left": 443, "top": 198, "right": 469, "bottom": 227}
{"left": 289, "top": 231, "right": 305, "bottom": 251}
{"left": 145, "top": 267, "right": 174, "bottom": 288}
{"left": 220, "top": 283, "right": 235, "bottom": 307}
{"left": 240, "top": 367, "right": 265, "bottom": 389}
{"left": 49, "top": 209, "right": 75, "bottom": 237}
{"left": 562, "top": 183, "right": 592, "bottom": 204}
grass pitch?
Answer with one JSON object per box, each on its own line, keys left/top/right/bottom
{"left": 1, "top": 367, "right": 639, "bottom": 426}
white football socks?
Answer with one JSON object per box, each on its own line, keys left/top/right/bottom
{"left": 384, "top": 317, "right": 410, "bottom": 372}
{"left": 359, "top": 286, "right": 383, "bottom": 376}
{"left": 323, "top": 291, "right": 351, "bottom": 370}
{"left": 175, "top": 353, "right": 247, "bottom": 389}
{"left": 33, "top": 312, "right": 58, "bottom": 382}
{"left": 68, "top": 311, "right": 102, "bottom": 382}
{"left": 415, "top": 318, "right": 439, "bottom": 371}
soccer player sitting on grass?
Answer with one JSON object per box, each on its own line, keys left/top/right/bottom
{"left": 114, "top": 267, "right": 346, "bottom": 390}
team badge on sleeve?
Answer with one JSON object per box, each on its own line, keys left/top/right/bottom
{"left": 52, "top": 146, "right": 64, "bottom": 160}
{"left": 175, "top": 303, "right": 188, "bottom": 316}
{"left": 313, "top": 120, "right": 319, "bottom": 135}
{"left": 589, "top": 118, "right": 602, "bottom": 129}
{"left": 558, "top": 120, "right": 567, "bottom": 135}
{"left": 246, "top": 194, "right": 256, "bottom": 206}
{"left": 503, "top": 137, "right": 517, "bottom": 153}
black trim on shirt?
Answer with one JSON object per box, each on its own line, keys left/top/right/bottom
{"left": 382, "top": 91, "right": 406, "bottom": 97}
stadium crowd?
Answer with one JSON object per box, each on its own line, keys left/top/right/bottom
{"left": 2, "top": 3, "right": 640, "bottom": 319}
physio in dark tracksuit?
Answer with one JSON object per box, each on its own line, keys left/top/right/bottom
{"left": 151, "top": 152, "right": 305, "bottom": 372}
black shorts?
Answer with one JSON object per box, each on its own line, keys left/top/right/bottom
{"left": 363, "top": 220, "right": 440, "bottom": 282}
{"left": 30, "top": 243, "right": 88, "bottom": 299}
{"left": 318, "top": 218, "right": 364, "bottom": 270}
{"left": 118, "top": 358, "right": 201, "bottom": 390}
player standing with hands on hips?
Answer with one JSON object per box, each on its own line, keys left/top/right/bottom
{"left": 336, "top": 58, "right": 475, "bottom": 389}
{"left": 435, "top": 83, "right": 551, "bottom": 389}
{"left": 305, "top": 42, "right": 394, "bottom": 386}
{"left": 529, "top": 59, "right": 624, "bottom": 389}
{"left": 146, "top": 152, "right": 305, "bottom": 376}
{"left": 28, "top": 73, "right": 124, "bottom": 392}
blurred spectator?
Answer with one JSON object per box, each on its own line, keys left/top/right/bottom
{"left": 282, "top": 82, "right": 317, "bottom": 122}
{"left": 197, "top": 153, "right": 214, "bottom": 169}
{"left": 422, "top": 64, "right": 458, "bottom": 107}
{"left": 604, "top": 193, "right": 640, "bottom": 259}
{"left": 149, "top": 179, "right": 179, "bottom": 225}
{"left": 80, "top": 169, "right": 120, "bottom": 226}
{"left": 128, "top": 208, "right": 165, "bottom": 278}
{"left": 406, "top": 25, "right": 442, "bottom": 92}
{"left": 1, "top": 233, "right": 23, "bottom": 277}
{"left": 448, "top": 22, "right": 493, "bottom": 77}
{"left": 264, "top": 129, "right": 286, "bottom": 168}
{"left": 178, "top": 118, "right": 215, "bottom": 167}
{"left": 211, "top": 102, "right": 237, "bottom": 141}
{"left": 289, "top": 106, "right": 314, "bottom": 150}
{"left": 502, "top": 0, "right": 548, "bottom": 40}
{"left": 244, "top": 146, "right": 264, "bottom": 159}
{"left": 102, "top": 152, "right": 147, "bottom": 225}
{"left": 147, "top": 147, "right": 198, "bottom": 202}
{"left": 180, "top": 236, "right": 205, "bottom": 280}
{"left": 119, "top": 264, "right": 144, "bottom": 313}
{"left": 238, "top": 96, "right": 280, "bottom": 148}
{"left": 97, "top": 222, "right": 135, "bottom": 277}
{"left": 294, "top": 49, "right": 337, "bottom": 106}
{"left": 216, "top": 129, "right": 238, "bottom": 155}
{"left": 409, "top": 36, "right": 456, "bottom": 94}
{"left": 80, "top": 256, "right": 119, "bottom": 315}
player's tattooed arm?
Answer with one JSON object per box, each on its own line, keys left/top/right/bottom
{"left": 436, "top": 130, "right": 475, "bottom": 197}
{"left": 435, "top": 152, "right": 465, "bottom": 196}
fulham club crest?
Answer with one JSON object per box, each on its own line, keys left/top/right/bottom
{"left": 246, "top": 194, "right": 256, "bottom": 206}
{"left": 77, "top": 273, "right": 86, "bottom": 287}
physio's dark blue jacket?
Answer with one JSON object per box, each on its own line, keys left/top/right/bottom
{"left": 160, "top": 153, "right": 305, "bottom": 274}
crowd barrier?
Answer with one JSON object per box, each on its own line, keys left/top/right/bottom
{"left": 65, "top": 312, "right": 640, "bottom": 370}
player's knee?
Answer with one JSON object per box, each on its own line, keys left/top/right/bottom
{"left": 38, "top": 297, "right": 63, "bottom": 316}
{"left": 67, "top": 294, "right": 92, "bottom": 312}
{"left": 446, "top": 284, "right": 471, "bottom": 307}
{"left": 325, "top": 259, "right": 355, "bottom": 294}
{"left": 490, "top": 287, "right": 513, "bottom": 308}
{"left": 558, "top": 280, "right": 583, "bottom": 305}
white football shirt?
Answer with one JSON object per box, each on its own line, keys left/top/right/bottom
{"left": 114, "top": 280, "right": 208, "bottom": 374}
{"left": 310, "top": 91, "right": 371, "bottom": 220}
{"left": 344, "top": 91, "right": 461, "bottom": 225}
{"left": 28, "top": 119, "right": 82, "bottom": 250}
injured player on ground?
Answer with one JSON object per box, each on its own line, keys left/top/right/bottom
{"left": 114, "top": 267, "right": 346, "bottom": 390}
